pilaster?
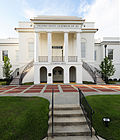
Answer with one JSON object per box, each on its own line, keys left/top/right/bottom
{"left": 34, "top": 32, "right": 39, "bottom": 62}
{"left": 76, "top": 32, "right": 81, "bottom": 62}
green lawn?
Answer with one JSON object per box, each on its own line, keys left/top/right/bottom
{"left": 22, "top": 82, "right": 34, "bottom": 85}
{"left": 0, "top": 97, "right": 50, "bottom": 140}
{"left": 86, "top": 95, "right": 120, "bottom": 140}
{"left": 0, "top": 81, "right": 7, "bottom": 85}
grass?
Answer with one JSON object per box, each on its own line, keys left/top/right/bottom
{"left": 0, "top": 81, "right": 7, "bottom": 85}
{"left": 22, "top": 82, "right": 34, "bottom": 85}
{"left": 86, "top": 95, "right": 120, "bottom": 140}
{"left": 0, "top": 97, "right": 50, "bottom": 140}
{"left": 83, "top": 81, "right": 95, "bottom": 84}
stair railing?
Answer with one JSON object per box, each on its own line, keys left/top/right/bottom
{"left": 82, "top": 61, "right": 105, "bottom": 83}
{"left": 78, "top": 88, "right": 95, "bottom": 137}
{"left": 19, "top": 60, "right": 34, "bottom": 84}
{"left": 10, "top": 68, "right": 19, "bottom": 79}
{"left": 51, "top": 88, "right": 54, "bottom": 137}
{"left": 82, "top": 61, "right": 97, "bottom": 83}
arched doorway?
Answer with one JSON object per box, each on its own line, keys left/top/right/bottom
{"left": 69, "top": 66, "right": 76, "bottom": 82}
{"left": 53, "top": 67, "right": 64, "bottom": 83}
{"left": 40, "top": 67, "right": 47, "bottom": 83}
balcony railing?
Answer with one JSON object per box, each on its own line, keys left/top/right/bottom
{"left": 52, "top": 56, "right": 64, "bottom": 62}
{"left": 38, "top": 56, "right": 77, "bottom": 62}
{"left": 39, "top": 56, "right": 48, "bottom": 62}
{"left": 68, "top": 56, "right": 77, "bottom": 62}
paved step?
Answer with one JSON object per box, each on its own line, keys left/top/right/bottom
{"left": 48, "top": 136, "right": 97, "bottom": 140}
{"left": 49, "top": 110, "right": 83, "bottom": 117}
{"left": 49, "top": 116, "right": 87, "bottom": 126}
{"left": 48, "top": 104, "right": 95, "bottom": 139}
{"left": 48, "top": 125, "right": 95, "bottom": 136}
{"left": 10, "top": 78, "right": 20, "bottom": 85}
{"left": 49, "top": 104, "right": 81, "bottom": 110}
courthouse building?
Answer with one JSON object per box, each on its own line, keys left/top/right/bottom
{"left": 0, "top": 16, "right": 120, "bottom": 84}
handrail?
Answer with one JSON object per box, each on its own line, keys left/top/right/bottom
{"left": 10, "top": 68, "right": 19, "bottom": 79}
{"left": 19, "top": 60, "right": 34, "bottom": 84}
{"left": 68, "top": 56, "right": 77, "bottom": 62}
{"left": 82, "top": 61, "right": 96, "bottom": 83}
{"left": 78, "top": 88, "right": 95, "bottom": 137}
{"left": 82, "top": 61, "right": 105, "bottom": 83}
{"left": 51, "top": 88, "right": 54, "bottom": 137}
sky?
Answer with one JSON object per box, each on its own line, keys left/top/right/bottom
{"left": 0, "top": 0, "right": 119, "bottom": 39}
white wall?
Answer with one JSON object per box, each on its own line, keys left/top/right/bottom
{"left": 82, "top": 68, "right": 94, "bottom": 82}
{"left": 0, "top": 38, "right": 19, "bottom": 78}
{"left": 19, "top": 32, "right": 34, "bottom": 65}
{"left": 81, "top": 33, "right": 95, "bottom": 63}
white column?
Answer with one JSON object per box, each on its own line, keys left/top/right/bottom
{"left": 64, "top": 32, "right": 68, "bottom": 62}
{"left": 76, "top": 32, "right": 81, "bottom": 62}
{"left": 48, "top": 32, "right": 52, "bottom": 63}
{"left": 34, "top": 65, "right": 40, "bottom": 84}
{"left": 34, "top": 32, "right": 39, "bottom": 62}
{"left": 64, "top": 66, "right": 69, "bottom": 83}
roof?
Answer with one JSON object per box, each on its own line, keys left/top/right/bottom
{"left": 31, "top": 15, "right": 84, "bottom": 21}
{"left": 0, "top": 38, "right": 18, "bottom": 44}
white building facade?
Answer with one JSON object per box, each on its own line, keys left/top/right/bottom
{"left": 0, "top": 16, "right": 120, "bottom": 84}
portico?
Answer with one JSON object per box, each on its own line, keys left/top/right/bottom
{"left": 31, "top": 16, "right": 86, "bottom": 84}
{"left": 34, "top": 31, "right": 82, "bottom": 84}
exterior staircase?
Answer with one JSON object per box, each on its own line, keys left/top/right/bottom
{"left": 82, "top": 61, "right": 105, "bottom": 84}
{"left": 48, "top": 104, "right": 97, "bottom": 140}
{"left": 10, "top": 60, "right": 34, "bottom": 85}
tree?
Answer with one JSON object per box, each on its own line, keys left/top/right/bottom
{"left": 3, "top": 56, "right": 12, "bottom": 84}
{"left": 99, "top": 57, "right": 115, "bottom": 83}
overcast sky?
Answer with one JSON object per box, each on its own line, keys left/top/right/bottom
{"left": 0, "top": 0, "right": 119, "bottom": 39}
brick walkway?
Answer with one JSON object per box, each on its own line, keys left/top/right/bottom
{"left": 0, "top": 84, "right": 120, "bottom": 95}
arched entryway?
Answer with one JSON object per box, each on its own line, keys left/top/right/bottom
{"left": 40, "top": 67, "right": 47, "bottom": 83}
{"left": 53, "top": 67, "right": 64, "bottom": 83}
{"left": 69, "top": 66, "right": 76, "bottom": 83}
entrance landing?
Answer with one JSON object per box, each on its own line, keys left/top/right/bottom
{"left": 0, "top": 84, "right": 120, "bottom": 95}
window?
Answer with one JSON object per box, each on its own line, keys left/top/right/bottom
{"left": 2, "top": 50, "right": 8, "bottom": 61}
{"left": 108, "top": 49, "right": 113, "bottom": 60}
{"left": 94, "top": 50, "right": 97, "bottom": 61}
{"left": 52, "top": 46, "right": 63, "bottom": 49}
{"left": 28, "top": 42, "right": 34, "bottom": 59}
{"left": 81, "top": 42, "right": 86, "bottom": 58}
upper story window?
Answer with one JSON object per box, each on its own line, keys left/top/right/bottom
{"left": 94, "top": 50, "right": 97, "bottom": 61}
{"left": 81, "top": 42, "right": 86, "bottom": 58}
{"left": 108, "top": 49, "right": 113, "bottom": 60}
{"left": 28, "top": 42, "right": 34, "bottom": 59}
{"left": 2, "top": 50, "right": 8, "bottom": 61}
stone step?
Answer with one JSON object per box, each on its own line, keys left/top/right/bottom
{"left": 48, "top": 136, "right": 97, "bottom": 140}
{"left": 49, "top": 116, "right": 86, "bottom": 126}
{"left": 10, "top": 78, "right": 20, "bottom": 85}
{"left": 49, "top": 104, "right": 81, "bottom": 110}
{"left": 48, "top": 125, "right": 95, "bottom": 137}
{"left": 49, "top": 110, "right": 83, "bottom": 117}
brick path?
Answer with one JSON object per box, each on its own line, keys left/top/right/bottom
{"left": 0, "top": 84, "right": 120, "bottom": 95}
